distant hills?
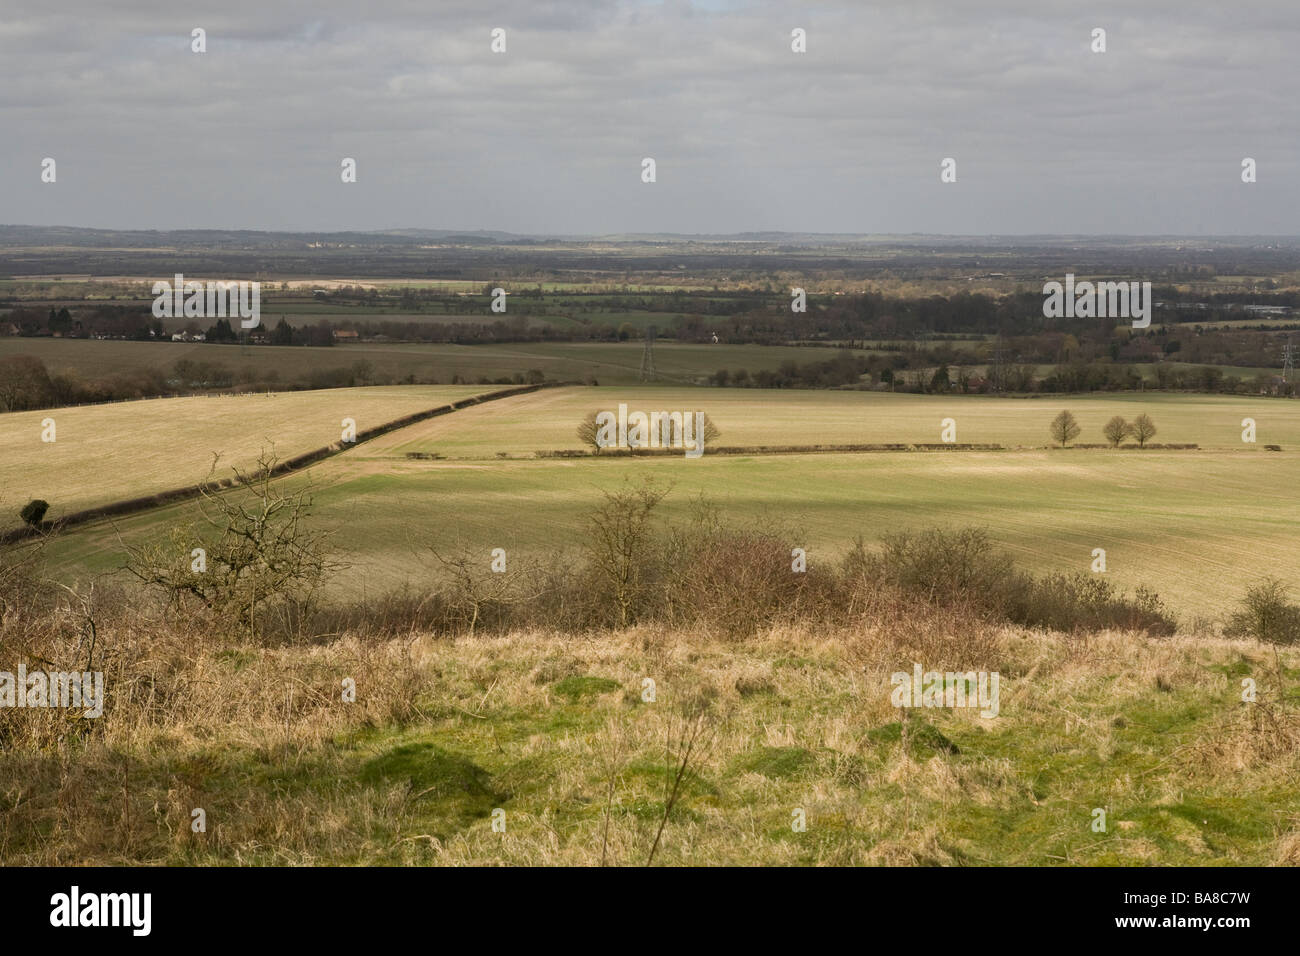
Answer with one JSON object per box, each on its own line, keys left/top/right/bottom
{"left": 2, "top": 224, "right": 1299, "bottom": 251}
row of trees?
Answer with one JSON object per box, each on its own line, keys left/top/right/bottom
{"left": 712, "top": 352, "right": 1291, "bottom": 397}
{"left": 576, "top": 412, "right": 721, "bottom": 452}
{"left": 1050, "top": 411, "right": 1158, "bottom": 447}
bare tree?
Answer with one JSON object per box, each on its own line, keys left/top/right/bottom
{"left": 1130, "top": 413, "right": 1157, "bottom": 447}
{"left": 577, "top": 411, "right": 602, "bottom": 453}
{"left": 576, "top": 412, "right": 719, "bottom": 453}
{"left": 699, "top": 413, "right": 722, "bottom": 447}
{"left": 125, "top": 451, "right": 337, "bottom": 637}
{"left": 1050, "top": 410, "right": 1081, "bottom": 447}
{"left": 1103, "top": 415, "right": 1130, "bottom": 447}
{"left": 428, "top": 545, "right": 544, "bottom": 636}
{"left": 584, "top": 479, "right": 670, "bottom": 627}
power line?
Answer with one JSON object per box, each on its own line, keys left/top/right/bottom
{"left": 639, "top": 323, "right": 655, "bottom": 379}
{"left": 990, "top": 331, "right": 1010, "bottom": 393}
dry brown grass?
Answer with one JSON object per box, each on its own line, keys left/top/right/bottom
{"left": 1, "top": 601, "right": 1297, "bottom": 866}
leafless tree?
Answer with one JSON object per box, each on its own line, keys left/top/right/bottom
{"left": 584, "top": 478, "right": 670, "bottom": 627}
{"left": 126, "top": 450, "right": 337, "bottom": 637}
{"left": 1050, "top": 410, "right": 1081, "bottom": 447}
{"left": 1130, "top": 413, "right": 1157, "bottom": 447}
{"left": 1103, "top": 415, "right": 1130, "bottom": 447}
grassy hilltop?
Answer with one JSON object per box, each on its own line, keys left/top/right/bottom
{"left": 3, "top": 620, "right": 1297, "bottom": 866}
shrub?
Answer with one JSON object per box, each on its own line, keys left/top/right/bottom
{"left": 875, "top": 527, "right": 1028, "bottom": 615}
{"left": 850, "top": 527, "right": 1176, "bottom": 635}
{"left": 1016, "top": 572, "right": 1175, "bottom": 635}
{"left": 661, "top": 513, "right": 833, "bottom": 637}
{"left": 581, "top": 478, "right": 671, "bottom": 627}
{"left": 1227, "top": 578, "right": 1300, "bottom": 645}
{"left": 19, "top": 499, "right": 50, "bottom": 527}
{"left": 125, "top": 452, "right": 337, "bottom": 639}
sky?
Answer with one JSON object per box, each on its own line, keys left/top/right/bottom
{"left": 2, "top": 0, "right": 1298, "bottom": 236}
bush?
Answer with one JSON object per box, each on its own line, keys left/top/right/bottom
{"left": 851, "top": 526, "right": 1175, "bottom": 635}
{"left": 19, "top": 499, "right": 50, "bottom": 527}
{"left": 1016, "top": 572, "right": 1175, "bottom": 635}
{"left": 875, "top": 527, "right": 1028, "bottom": 615}
{"left": 660, "top": 507, "right": 834, "bottom": 637}
{"left": 1227, "top": 578, "right": 1300, "bottom": 645}
{"left": 581, "top": 479, "right": 671, "bottom": 627}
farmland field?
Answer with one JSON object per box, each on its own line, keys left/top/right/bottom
{"left": 0, "top": 385, "right": 490, "bottom": 521}
{"left": 24, "top": 385, "right": 1300, "bottom": 623}
{"left": 0, "top": 337, "right": 872, "bottom": 386}
{"left": 362, "top": 386, "right": 1300, "bottom": 456}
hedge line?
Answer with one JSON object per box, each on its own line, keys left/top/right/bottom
{"left": 2, "top": 382, "right": 566, "bottom": 543}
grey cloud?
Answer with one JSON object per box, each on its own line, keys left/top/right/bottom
{"left": 1, "top": 0, "right": 1297, "bottom": 234}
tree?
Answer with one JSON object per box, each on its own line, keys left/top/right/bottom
{"left": 577, "top": 411, "right": 602, "bottom": 453}
{"left": 699, "top": 413, "right": 722, "bottom": 447}
{"left": 429, "top": 546, "right": 543, "bottom": 636}
{"left": 1050, "top": 410, "right": 1081, "bottom": 447}
{"left": 271, "top": 317, "right": 295, "bottom": 346}
{"left": 1009, "top": 364, "right": 1037, "bottom": 392}
{"left": 1103, "top": 415, "right": 1130, "bottom": 447}
{"left": 0, "top": 356, "right": 54, "bottom": 412}
{"left": 126, "top": 451, "right": 337, "bottom": 636}
{"left": 206, "top": 318, "right": 237, "bottom": 342}
{"left": 349, "top": 360, "right": 375, "bottom": 385}
{"left": 1130, "top": 413, "right": 1157, "bottom": 447}
{"left": 584, "top": 479, "right": 670, "bottom": 627}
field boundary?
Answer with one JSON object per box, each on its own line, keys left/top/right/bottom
{"left": 528, "top": 441, "right": 1205, "bottom": 459}
{"left": 2, "top": 381, "right": 574, "bottom": 543}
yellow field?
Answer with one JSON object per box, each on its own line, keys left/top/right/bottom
{"left": 360, "top": 386, "right": 1300, "bottom": 457}
{"left": 0, "top": 385, "right": 489, "bottom": 524}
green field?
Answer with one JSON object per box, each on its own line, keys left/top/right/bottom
{"left": 0, "top": 338, "right": 866, "bottom": 386}
{"left": 24, "top": 385, "right": 1300, "bottom": 624}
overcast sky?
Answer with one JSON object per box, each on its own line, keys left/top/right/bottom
{"left": 3, "top": 0, "right": 1298, "bottom": 236}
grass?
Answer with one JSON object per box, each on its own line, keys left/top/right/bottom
{"left": 0, "top": 338, "right": 874, "bottom": 387}
{"left": 358, "top": 385, "right": 1300, "bottom": 456}
{"left": 3, "top": 623, "right": 1296, "bottom": 865}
